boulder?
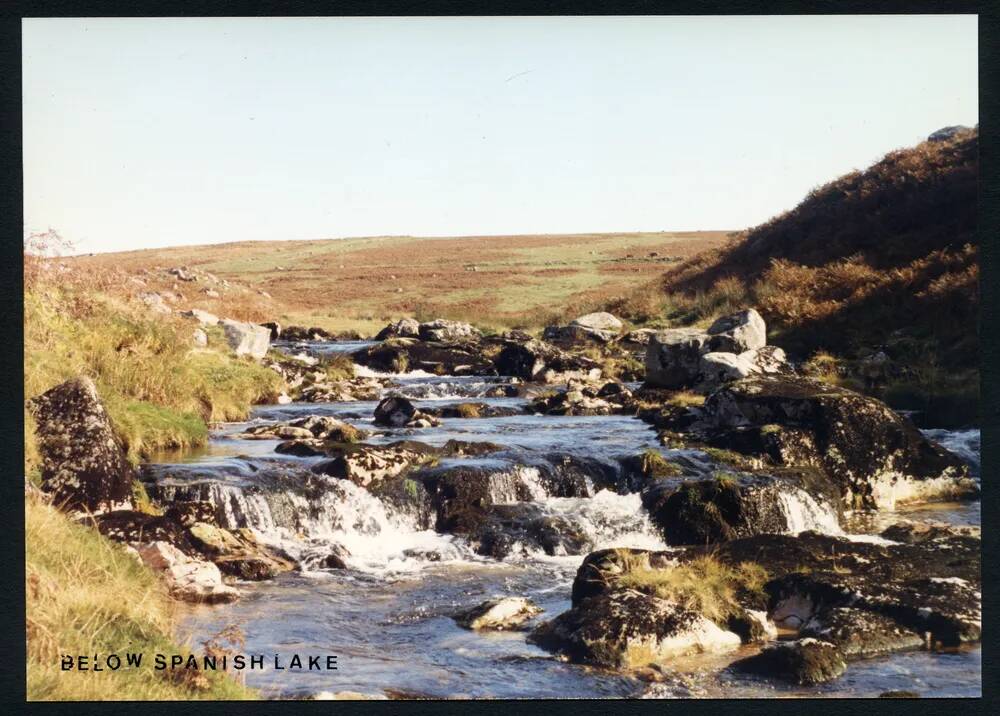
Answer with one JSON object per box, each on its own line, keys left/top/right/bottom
{"left": 375, "top": 318, "right": 420, "bottom": 340}
{"left": 135, "top": 541, "right": 239, "bottom": 604}
{"left": 693, "top": 376, "right": 977, "bottom": 509}
{"left": 139, "top": 292, "right": 171, "bottom": 314}
{"left": 494, "top": 339, "right": 602, "bottom": 383}
{"left": 352, "top": 339, "right": 495, "bottom": 375}
{"left": 641, "top": 473, "right": 841, "bottom": 546}
{"left": 454, "top": 597, "right": 542, "bottom": 630}
{"left": 311, "top": 443, "right": 433, "bottom": 488}
{"left": 697, "top": 346, "right": 790, "bottom": 389}
{"left": 374, "top": 396, "right": 417, "bottom": 427}
{"left": 192, "top": 328, "right": 208, "bottom": 347}
{"left": 571, "top": 311, "right": 623, "bottom": 333}
{"left": 418, "top": 319, "right": 480, "bottom": 342}
{"left": 644, "top": 328, "right": 713, "bottom": 389}
{"left": 27, "top": 377, "right": 135, "bottom": 514}
{"left": 471, "top": 503, "right": 592, "bottom": 559}
{"left": 732, "top": 639, "right": 846, "bottom": 685}
{"left": 180, "top": 308, "right": 219, "bottom": 325}
{"left": 705, "top": 308, "right": 767, "bottom": 353}
{"left": 529, "top": 590, "right": 742, "bottom": 668}
{"left": 218, "top": 319, "right": 271, "bottom": 359}
{"left": 261, "top": 321, "right": 282, "bottom": 340}
{"left": 543, "top": 324, "right": 616, "bottom": 345}
{"left": 928, "top": 125, "right": 972, "bottom": 142}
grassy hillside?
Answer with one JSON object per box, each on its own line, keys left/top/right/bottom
{"left": 611, "top": 128, "right": 979, "bottom": 425}
{"left": 68, "top": 231, "right": 730, "bottom": 334}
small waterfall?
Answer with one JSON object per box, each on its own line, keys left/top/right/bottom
{"left": 777, "top": 488, "right": 843, "bottom": 535}
{"left": 922, "top": 428, "right": 981, "bottom": 477}
{"left": 152, "top": 477, "right": 472, "bottom": 575}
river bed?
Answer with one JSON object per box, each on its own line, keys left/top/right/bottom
{"left": 146, "top": 344, "right": 981, "bottom": 699}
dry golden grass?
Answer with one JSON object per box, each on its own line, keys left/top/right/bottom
{"left": 25, "top": 494, "right": 256, "bottom": 701}
{"left": 612, "top": 551, "right": 768, "bottom": 624}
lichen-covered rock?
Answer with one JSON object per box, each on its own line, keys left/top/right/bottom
{"left": 454, "top": 597, "right": 542, "bottom": 630}
{"left": 705, "top": 309, "right": 767, "bottom": 354}
{"left": 645, "top": 328, "right": 713, "bottom": 389}
{"left": 352, "top": 338, "right": 495, "bottom": 375}
{"left": 311, "top": 443, "right": 434, "bottom": 488}
{"left": 375, "top": 317, "right": 420, "bottom": 340}
{"left": 494, "top": 339, "right": 602, "bottom": 383}
{"left": 529, "top": 590, "right": 741, "bottom": 668}
{"left": 374, "top": 396, "right": 417, "bottom": 426}
{"left": 218, "top": 318, "right": 271, "bottom": 359}
{"left": 179, "top": 308, "right": 219, "bottom": 325}
{"left": 732, "top": 638, "right": 846, "bottom": 685}
{"left": 239, "top": 415, "right": 366, "bottom": 444}
{"left": 27, "top": 377, "right": 135, "bottom": 514}
{"left": 572, "top": 312, "right": 624, "bottom": 333}
{"left": 697, "top": 345, "right": 790, "bottom": 389}
{"left": 418, "top": 319, "right": 481, "bottom": 342}
{"left": 471, "top": 503, "right": 592, "bottom": 559}
{"left": 693, "top": 376, "right": 977, "bottom": 509}
{"left": 640, "top": 473, "right": 841, "bottom": 546}
{"left": 135, "top": 540, "right": 239, "bottom": 604}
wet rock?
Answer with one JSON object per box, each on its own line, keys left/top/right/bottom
{"left": 800, "top": 607, "right": 923, "bottom": 657}
{"left": 418, "top": 319, "right": 481, "bottom": 342}
{"left": 135, "top": 540, "right": 239, "bottom": 604}
{"left": 375, "top": 317, "right": 420, "bottom": 340}
{"left": 454, "top": 597, "right": 542, "bottom": 630}
{"left": 311, "top": 443, "right": 434, "bottom": 488}
{"left": 529, "top": 590, "right": 742, "bottom": 668}
{"left": 164, "top": 500, "right": 217, "bottom": 527}
{"left": 373, "top": 396, "right": 440, "bottom": 428}
{"left": 732, "top": 639, "right": 846, "bottom": 685}
{"left": 494, "top": 339, "right": 602, "bottom": 383}
{"left": 219, "top": 318, "right": 271, "bottom": 359}
{"left": 27, "top": 377, "right": 135, "bottom": 514}
{"left": 412, "top": 463, "right": 543, "bottom": 534}
{"left": 727, "top": 608, "right": 778, "bottom": 644}
{"left": 471, "top": 503, "right": 592, "bottom": 559}
{"left": 281, "top": 325, "right": 334, "bottom": 341}
{"left": 352, "top": 338, "right": 495, "bottom": 375}
{"left": 261, "top": 321, "right": 282, "bottom": 340}
{"left": 241, "top": 416, "right": 366, "bottom": 444}
{"left": 374, "top": 396, "right": 416, "bottom": 426}
{"left": 640, "top": 472, "right": 840, "bottom": 546}
{"left": 530, "top": 384, "right": 615, "bottom": 416}
{"left": 693, "top": 376, "right": 977, "bottom": 509}
{"left": 424, "top": 402, "right": 524, "bottom": 419}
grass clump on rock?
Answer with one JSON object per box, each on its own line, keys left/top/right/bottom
{"left": 638, "top": 449, "right": 682, "bottom": 478}
{"left": 612, "top": 551, "right": 768, "bottom": 624}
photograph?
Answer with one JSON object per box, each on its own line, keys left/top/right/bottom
{"left": 21, "top": 13, "right": 982, "bottom": 701}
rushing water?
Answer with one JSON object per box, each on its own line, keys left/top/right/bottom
{"left": 149, "top": 343, "right": 981, "bottom": 699}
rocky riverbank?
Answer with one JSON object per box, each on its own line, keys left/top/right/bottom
{"left": 26, "top": 308, "right": 982, "bottom": 698}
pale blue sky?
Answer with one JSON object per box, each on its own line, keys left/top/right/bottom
{"left": 23, "top": 15, "right": 978, "bottom": 255}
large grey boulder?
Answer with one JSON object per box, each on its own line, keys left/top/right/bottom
{"left": 418, "top": 319, "right": 480, "bottom": 342}
{"left": 375, "top": 317, "right": 420, "bottom": 340}
{"left": 218, "top": 319, "right": 270, "bottom": 359}
{"left": 697, "top": 345, "right": 789, "bottom": 389}
{"left": 644, "top": 328, "right": 713, "bottom": 388}
{"left": 570, "top": 312, "right": 623, "bottom": 332}
{"left": 928, "top": 125, "right": 972, "bottom": 142}
{"left": 706, "top": 308, "right": 766, "bottom": 353}
{"left": 27, "top": 377, "right": 135, "bottom": 515}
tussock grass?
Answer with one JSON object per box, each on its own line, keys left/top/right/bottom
{"left": 316, "top": 352, "right": 356, "bottom": 382}
{"left": 25, "top": 285, "right": 284, "bottom": 460}
{"left": 25, "top": 494, "right": 255, "bottom": 701}
{"left": 612, "top": 551, "right": 768, "bottom": 623}
{"left": 638, "top": 449, "right": 682, "bottom": 478}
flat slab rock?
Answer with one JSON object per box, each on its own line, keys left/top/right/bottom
{"left": 529, "top": 589, "right": 742, "bottom": 669}
{"left": 454, "top": 597, "right": 542, "bottom": 630}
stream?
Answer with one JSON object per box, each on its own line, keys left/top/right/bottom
{"left": 144, "top": 340, "right": 981, "bottom": 699}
